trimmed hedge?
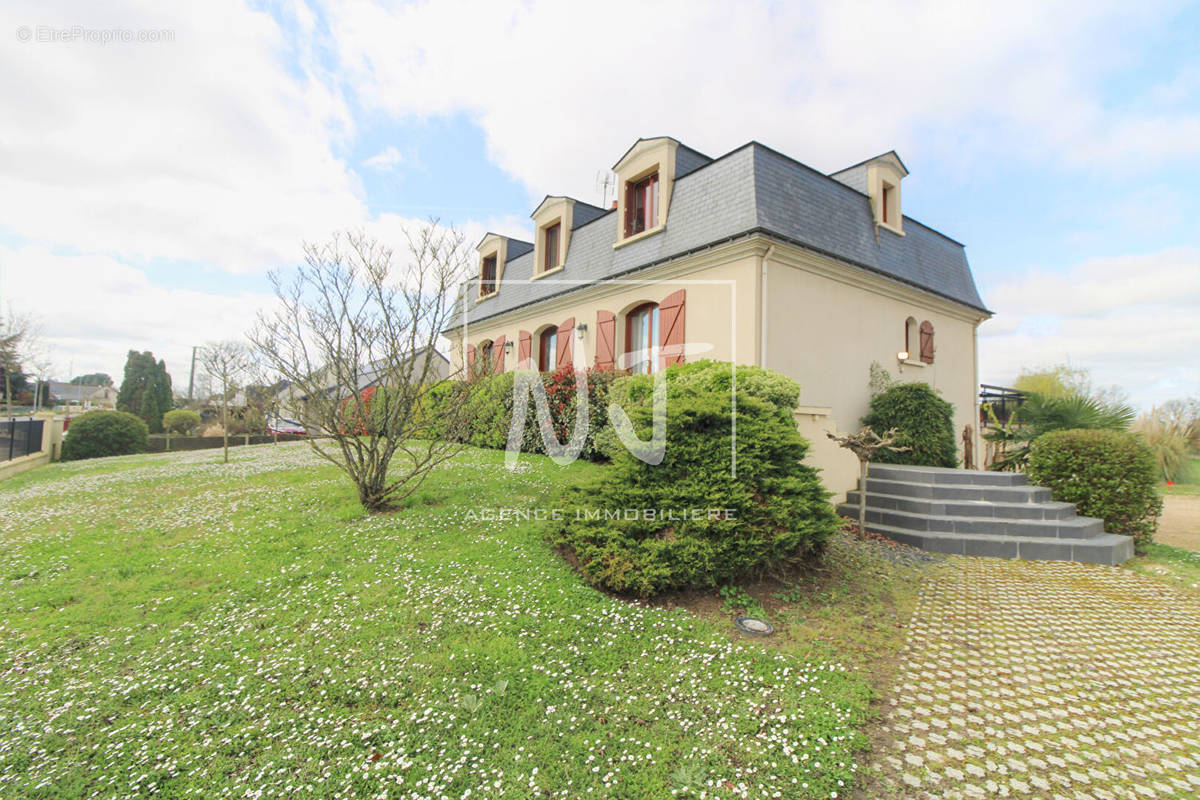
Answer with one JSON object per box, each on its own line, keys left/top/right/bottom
{"left": 861, "top": 382, "right": 957, "bottom": 467}
{"left": 62, "top": 411, "right": 149, "bottom": 461}
{"left": 428, "top": 366, "right": 619, "bottom": 461}
{"left": 1027, "top": 429, "right": 1162, "bottom": 551}
{"left": 163, "top": 409, "right": 201, "bottom": 435}
{"left": 553, "top": 361, "right": 839, "bottom": 597}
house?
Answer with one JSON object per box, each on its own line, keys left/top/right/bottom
{"left": 276, "top": 347, "right": 450, "bottom": 422}
{"left": 48, "top": 381, "right": 118, "bottom": 411}
{"left": 445, "top": 137, "right": 990, "bottom": 497}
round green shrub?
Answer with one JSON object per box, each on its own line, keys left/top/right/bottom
{"left": 861, "top": 383, "right": 957, "bottom": 467}
{"left": 162, "top": 409, "right": 201, "bottom": 435}
{"left": 62, "top": 411, "right": 149, "bottom": 461}
{"left": 1027, "top": 429, "right": 1162, "bottom": 551}
{"left": 553, "top": 360, "right": 840, "bottom": 597}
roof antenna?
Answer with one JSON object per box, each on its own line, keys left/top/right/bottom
{"left": 595, "top": 170, "right": 617, "bottom": 208}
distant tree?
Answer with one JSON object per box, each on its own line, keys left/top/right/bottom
{"left": 117, "top": 351, "right": 174, "bottom": 432}
{"left": 1014, "top": 363, "right": 1129, "bottom": 411}
{"left": 199, "top": 340, "right": 251, "bottom": 463}
{"left": 70, "top": 373, "right": 113, "bottom": 387}
{"left": 0, "top": 308, "right": 37, "bottom": 413}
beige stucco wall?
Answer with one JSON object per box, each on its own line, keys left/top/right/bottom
{"left": 763, "top": 247, "right": 986, "bottom": 498}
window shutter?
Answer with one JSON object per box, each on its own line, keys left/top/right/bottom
{"left": 518, "top": 330, "right": 532, "bottom": 368}
{"left": 556, "top": 317, "right": 574, "bottom": 368}
{"left": 466, "top": 344, "right": 476, "bottom": 377}
{"left": 919, "top": 321, "right": 934, "bottom": 364}
{"left": 595, "top": 310, "right": 615, "bottom": 370}
{"left": 493, "top": 335, "right": 506, "bottom": 373}
{"left": 659, "top": 289, "right": 686, "bottom": 368}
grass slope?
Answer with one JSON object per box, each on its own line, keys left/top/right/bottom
{"left": 0, "top": 443, "right": 874, "bottom": 799}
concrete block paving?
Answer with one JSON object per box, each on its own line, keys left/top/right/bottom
{"left": 876, "top": 557, "right": 1200, "bottom": 799}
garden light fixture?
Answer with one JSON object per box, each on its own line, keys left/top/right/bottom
{"left": 734, "top": 616, "right": 774, "bottom": 636}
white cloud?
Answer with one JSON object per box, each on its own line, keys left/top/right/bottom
{"left": 323, "top": 0, "right": 1198, "bottom": 201}
{"left": 979, "top": 247, "right": 1200, "bottom": 408}
{"left": 0, "top": 0, "right": 365, "bottom": 274}
{"left": 364, "top": 145, "right": 405, "bottom": 171}
{"left": 0, "top": 244, "right": 274, "bottom": 387}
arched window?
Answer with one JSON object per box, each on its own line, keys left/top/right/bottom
{"left": 904, "top": 317, "right": 918, "bottom": 360}
{"left": 478, "top": 340, "right": 494, "bottom": 375}
{"left": 538, "top": 327, "right": 558, "bottom": 372}
{"left": 625, "top": 302, "right": 660, "bottom": 374}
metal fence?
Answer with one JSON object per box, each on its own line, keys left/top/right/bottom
{"left": 0, "top": 418, "right": 44, "bottom": 462}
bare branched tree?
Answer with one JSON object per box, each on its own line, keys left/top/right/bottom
{"left": 827, "top": 426, "right": 910, "bottom": 534}
{"left": 250, "top": 225, "right": 472, "bottom": 512}
{"left": 200, "top": 340, "right": 251, "bottom": 464}
{"left": 0, "top": 306, "right": 40, "bottom": 415}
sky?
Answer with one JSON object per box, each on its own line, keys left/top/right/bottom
{"left": 0, "top": 0, "right": 1197, "bottom": 409}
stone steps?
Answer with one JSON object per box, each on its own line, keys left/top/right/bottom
{"left": 844, "top": 463, "right": 1134, "bottom": 565}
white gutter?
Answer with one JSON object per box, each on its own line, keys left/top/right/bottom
{"left": 759, "top": 244, "right": 775, "bottom": 367}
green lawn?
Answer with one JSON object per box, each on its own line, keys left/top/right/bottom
{"left": 0, "top": 443, "right": 881, "bottom": 799}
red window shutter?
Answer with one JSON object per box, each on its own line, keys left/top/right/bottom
{"left": 595, "top": 310, "right": 615, "bottom": 370}
{"left": 518, "top": 330, "right": 532, "bottom": 368}
{"left": 466, "top": 344, "right": 476, "bottom": 377}
{"left": 556, "top": 317, "right": 574, "bottom": 368}
{"left": 493, "top": 335, "right": 506, "bottom": 373}
{"left": 659, "top": 289, "right": 686, "bottom": 368}
{"left": 919, "top": 321, "right": 934, "bottom": 364}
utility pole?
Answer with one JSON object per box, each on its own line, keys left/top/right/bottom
{"left": 187, "top": 346, "right": 198, "bottom": 403}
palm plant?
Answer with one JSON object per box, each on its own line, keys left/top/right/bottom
{"left": 985, "top": 392, "right": 1134, "bottom": 471}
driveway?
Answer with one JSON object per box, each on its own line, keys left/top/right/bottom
{"left": 878, "top": 557, "right": 1200, "bottom": 799}
{"left": 1157, "top": 494, "right": 1200, "bottom": 551}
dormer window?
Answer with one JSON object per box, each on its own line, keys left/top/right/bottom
{"left": 881, "top": 184, "right": 892, "bottom": 225}
{"left": 480, "top": 255, "right": 497, "bottom": 297}
{"left": 543, "top": 222, "right": 561, "bottom": 271}
{"left": 626, "top": 173, "right": 658, "bottom": 237}
{"left": 613, "top": 138, "right": 680, "bottom": 246}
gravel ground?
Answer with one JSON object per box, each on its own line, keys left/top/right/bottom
{"left": 1157, "top": 494, "right": 1200, "bottom": 551}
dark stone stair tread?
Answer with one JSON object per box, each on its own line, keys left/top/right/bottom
{"left": 867, "top": 464, "right": 1029, "bottom": 487}
{"left": 863, "top": 523, "right": 1135, "bottom": 565}
{"left": 844, "top": 491, "right": 1077, "bottom": 520}
{"left": 836, "top": 504, "right": 1105, "bottom": 539}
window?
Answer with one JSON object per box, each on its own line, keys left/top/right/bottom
{"left": 480, "top": 255, "right": 497, "bottom": 297}
{"left": 538, "top": 328, "right": 557, "bottom": 372}
{"left": 543, "top": 222, "right": 561, "bottom": 271}
{"left": 478, "top": 340, "right": 494, "bottom": 375}
{"left": 625, "top": 303, "right": 660, "bottom": 374}
{"left": 881, "top": 184, "right": 891, "bottom": 224}
{"left": 626, "top": 173, "right": 659, "bottom": 237}
{"left": 903, "top": 317, "right": 919, "bottom": 360}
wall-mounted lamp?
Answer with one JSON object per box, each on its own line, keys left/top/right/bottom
{"left": 575, "top": 322, "right": 588, "bottom": 340}
{"left": 504, "top": 340, "right": 514, "bottom": 355}
{"left": 897, "top": 350, "right": 909, "bottom": 362}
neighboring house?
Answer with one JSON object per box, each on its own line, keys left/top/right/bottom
{"left": 276, "top": 347, "right": 451, "bottom": 421}
{"left": 48, "top": 381, "right": 118, "bottom": 411}
{"left": 444, "top": 137, "right": 991, "bottom": 497}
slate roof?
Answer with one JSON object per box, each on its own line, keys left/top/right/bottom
{"left": 450, "top": 141, "right": 988, "bottom": 329}
{"left": 48, "top": 381, "right": 102, "bottom": 402}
